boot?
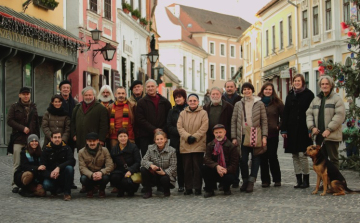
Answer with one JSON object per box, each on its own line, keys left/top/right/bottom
{"left": 294, "top": 174, "right": 302, "bottom": 188}
{"left": 246, "top": 177, "right": 256, "bottom": 193}
{"left": 240, "top": 179, "right": 249, "bottom": 192}
{"left": 300, "top": 174, "right": 309, "bottom": 188}
{"left": 21, "top": 171, "right": 34, "bottom": 185}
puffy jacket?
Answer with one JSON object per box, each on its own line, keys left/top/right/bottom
{"left": 41, "top": 111, "right": 70, "bottom": 147}
{"left": 306, "top": 91, "right": 345, "bottom": 142}
{"left": 78, "top": 145, "right": 114, "bottom": 178}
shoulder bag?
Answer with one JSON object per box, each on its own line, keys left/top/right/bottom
{"left": 242, "top": 102, "right": 263, "bottom": 148}
{"left": 119, "top": 155, "right": 142, "bottom": 184}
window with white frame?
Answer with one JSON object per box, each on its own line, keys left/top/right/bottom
{"left": 266, "top": 30, "right": 269, "bottom": 56}
{"left": 104, "top": 0, "right": 111, "bottom": 20}
{"left": 209, "top": 42, "right": 215, "bottom": 55}
{"left": 272, "top": 26, "right": 275, "bottom": 53}
{"left": 313, "top": 6, "right": 319, "bottom": 35}
{"left": 288, "top": 15, "right": 293, "bottom": 45}
{"left": 220, "top": 43, "right": 225, "bottom": 56}
{"left": 325, "top": 0, "right": 331, "bottom": 30}
{"left": 90, "top": 0, "right": 97, "bottom": 12}
{"left": 210, "top": 64, "right": 215, "bottom": 79}
{"left": 344, "top": 0, "right": 350, "bottom": 22}
{"left": 230, "top": 66, "right": 235, "bottom": 77}
{"left": 280, "top": 21, "right": 283, "bottom": 50}
{"left": 220, "top": 65, "right": 226, "bottom": 80}
{"left": 192, "top": 60, "right": 195, "bottom": 90}
{"left": 230, "top": 45, "right": 235, "bottom": 58}
{"left": 303, "top": 10, "right": 308, "bottom": 39}
{"left": 249, "top": 42, "right": 252, "bottom": 62}
{"left": 183, "top": 56, "right": 187, "bottom": 88}
{"left": 240, "top": 45, "right": 243, "bottom": 58}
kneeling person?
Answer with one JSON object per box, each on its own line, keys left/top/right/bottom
{"left": 79, "top": 132, "right": 114, "bottom": 198}
{"left": 202, "top": 124, "right": 239, "bottom": 198}
{"left": 39, "top": 132, "right": 75, "bottom": 201}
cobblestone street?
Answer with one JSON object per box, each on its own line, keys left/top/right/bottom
{"left": 0, "top": 140, "right": 359, "bottom": 223}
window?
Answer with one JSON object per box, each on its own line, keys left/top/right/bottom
{"left": 230, "top": 66, "right": 235, "bottom": 77}
{"left": 220, "top": 43, "right": 225, "bottom": 56}
{"left": 90, "top": 0, "right": 97, "bottom": 12}
{"left": 240, "top": 45, "right": 243, "bottom": 58}
{"left": 313, "top": 6, "right": 319, "bottom": 35}
{"left": 138, "top": 0, "right": 142, "bottom": 17}
{"left": 210, "top": 64, "right": 215, "bottom": 79}
{"left": 325, "top": 0, "right": 331, "bottom": 30}
{"left": 220, "top": 65, "right": 225, "bottom": 80}
{"left": 200, "top": 63, "right": 204, "bottom": 92}
{"left": 183, "top": 56, "right": 187, "bottom": 88}
{"left": 266, "top": 30, "right": 269, "bottom": 56}
{"left": 280, "top": 21, "right": 283, "bottom": 50}
{"left": 209, "top": 42, "right": 215, "bottom": 54}
{"left": 288, "top": 15, "right": 293, "bottom": 45}
{"left": 344, "top": 0, "right": 350, "bottom": 22}
{"left": 303, "top": 10, "right": 308, "bottom": 39}
{"left": 248, "top": 43, "right": 252, "bottom": 62}
{"left": 315, "top": 70, "right": 320, "bottom": 94}
{"left": 104, "top": 0, "right": 111, "bottom": 19}
{"left": 192, "top": 60, "right": 195, "bottom": 90}
{"left": 304, "top": 72, "right": 309, "bottom": 87}
{"left": 230, "top": 45, "right": 235, "bottom": 57}
{"left": 272, "top": 26, "right": 275, "bottom": 53}
{"left": 130, "top": 62, "right": 134, "bottom": 85}
{"left": 23, "top": 63, "right": 33, "bottom": 88}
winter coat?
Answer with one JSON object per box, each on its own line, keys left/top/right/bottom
{"left": 167, "top": 104, "right": 188, "bottom": 151}
{"left": 78, "top": 145, "right": 114, "bottom": 178}
{"left": 141, "top": 141, "right": 177, "bottom": 186}
{"left": 135, "top": 94, "right": 172, "bottom": 138}
{"left": 71, "top": 101, "right": 109, "bottom": 150}
{"left": 231, "top": 96, "right": 268, "bottom": 154}
{"left": 110, "top": 142, "right": 141, "bottom": 175}
{"left": 203, "top": 139, "right": 239, "bottom": 174}
{"left": 61, "top": 94, "right": 78, "bottom": 118}
{"left": 7, "top": 99, "right": 39, "bottom": 144}
{"left": 203, "top": 100, "right": 234, "bottom": 143}
{"left": 264, "top": 99, "right": 284, "bottom": 138}
{"left": 306, "top": 91, "right": 345, "bottom": 142}
{"left": 14, "top": 148, "right": 42, "bottom": 178}
{"left": 40, "top": 142, "right": 75, "bottom": 178}
{"left": 280, "top": 88, "right": 314, "bottom": 153}
{"left": 41, "top": 110, "right": 70, "bottom": 147}
{"left": 177, "top": 106, "right": 209, "bottom": 154}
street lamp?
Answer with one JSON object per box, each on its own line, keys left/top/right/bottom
{"left": 87, "top": 28, "right": 116, "bottom": 62}
{"left": 90, "top": 28, "right": 102, "bottom": 41}
{"left": 147, "top": 49, "right": 159, "bottom": 79}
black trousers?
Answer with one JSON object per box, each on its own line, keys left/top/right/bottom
{"left": 137, "top": 136, "right": 154, "bottom": 157}
{"left": 176, "top": 149, "right": 185, "bottom": 188}
{"left": 110, "top": 172, "right": 139, "bottom": 194}
{"left": 140, "top": 167, "right": 173, "bottom": 192}
{"left": 182, "top": 153, "right": 203, "bottom": 190}
{"left": 260, "top": 137, "right": 281, "bottom": 183}
{"left": 80, "top": 175, "right": 110, "bottom": 191}
{"left": 201, "top": 165, "right": 235, "bottom": 192}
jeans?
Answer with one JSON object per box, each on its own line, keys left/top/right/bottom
{"left": 346, "top": 143, "right": 358, "bottom": 157}
{"left": 201, "top": 165, "right": 235, "bottom": 192}
{"left": 43, "top": 165, "right": 74, "bottom": 195}
{"left": 80, "top": 174, "right": 110, "bottom": 191}
{"left": 240, "top": 135, "right": 260, "bottom": 181}
{"left": 260, "top": 137, "right": 281, "bottom": 183}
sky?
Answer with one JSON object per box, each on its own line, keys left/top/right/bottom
{"left": 156, "top": 0, "right": 272, "bottom": 24}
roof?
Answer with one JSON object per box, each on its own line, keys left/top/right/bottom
{"left": 0, "top": 6, "right": 84, "bottom": 44}
{"left": 255, "top": 0, "right": 279, "bottom": 16}
{"left": 177, "top": 4, "right": 251, "bottom": 37}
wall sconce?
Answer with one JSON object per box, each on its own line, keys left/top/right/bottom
{"left": 86, "top": 28, "right": 116, "bottom": 62}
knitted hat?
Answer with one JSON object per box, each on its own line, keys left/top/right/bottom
{"left": 173, "top": 88, "right": 187, "bottom": 99}
{"left": 59, "top": 80, "right": 71, "bottom": 89}
{"left": 86, "top": 132, "right": 99, "bottom": 140}
{"left": 27, "top": 134, "right": 39, "bottom": 144}
{"left": 130, "top": 80, "right": 143, "bottom": 91}
{"left": 241, "top": 82, "right": 254, "bottom": 94}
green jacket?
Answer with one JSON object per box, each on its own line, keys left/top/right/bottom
{"left": 342, "top": 126, "right": 358, "bottom": 144}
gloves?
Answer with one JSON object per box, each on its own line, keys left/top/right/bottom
{"left": 187, "top": 136, "right": 196, "bottom": 144}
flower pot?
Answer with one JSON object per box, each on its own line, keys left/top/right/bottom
{"left": 132, "top": 15, "right": 139, "bottom": 21}
{"left": 33, "top": 0, "right": 58, "bottom": 10}
{"left": 123, "top": 8, "right": 130, "bottom": 14}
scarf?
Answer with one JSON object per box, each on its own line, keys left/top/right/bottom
{"left": 132, "top": 92, "right": 144, "bottom": 102}
{"left": 19, "top": 99, "right": 31, "bottom": 121}
{"left": 47, "top": 103, "right": 68, "bottom": 116}
{"left": 110, "top": 100, "right": 129, "bottom": 134}
{"left": 82, "top": 100, "right": 95, "bottom": 114}
{"left": 175, "top": 103, "right": 188, "bottom": 112}
{"left": 50, "top": 141, "right": 63, "bottom": 150}
{"left": 293, "top": 86, "right": 305, "bottom": 95}
{"left": 261, "top": 96, "right": 271, "bottom": 107}
{"left": 223, "top": 92, "right": 239, "bottom": 104}
{"left": 213, "top": 136, "right": 227, "bottom": 168}
{"left": 86, "top": 143, "right": 100, "bottom": 156}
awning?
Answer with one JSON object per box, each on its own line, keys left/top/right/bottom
{"left": 262, "top": 63, "right": 289, "bottom": 80}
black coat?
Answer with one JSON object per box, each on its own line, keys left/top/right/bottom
{"left": 203, "top": 100, "right": 234, "bottom": 143}
{"left": 281, "top": 88, "right": 314, "bottom": 153}
{"left": 135, "top": 94, "right": 172, "bottom": 138}
{"left": 40, "top": 142, "right": 75, "bottom": 178}
{"left": 167, "top": 104, "right": 187, "bottom": 151}
{"left": 15, "top": 148, "right": 41, "bottom": 177}
{"left": 110, "top": 142, "right": 141, "bottom": 175}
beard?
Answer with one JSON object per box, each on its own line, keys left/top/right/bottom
{"left": 210, "top": 98, "right": 221, "bottom": 104}
{"left": 84, "top": 98, "right": 94, "bottom": 104}
{"left": 98, "top": 94, "right": 111, "bottom": 102}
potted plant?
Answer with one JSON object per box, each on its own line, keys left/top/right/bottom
{"left": 33, "top": 0, "right": 59, "bottom": 10}
{"left": 132, "top": 9, "right": 141, "bottom": 20}
{"left": 140, "top": 18, "right": 148, "bottom": 26}
{"left": 122, "top": 2, "right": 132, "bottom": 14}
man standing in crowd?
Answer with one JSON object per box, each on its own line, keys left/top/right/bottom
{"left": 59, "top": 80, "right": 78, "bottom": 118}
{"left": 128, "top": 80, "right": 145, "bottom": 104}
{"left": 40, "top": 132, "right": 75, "bottom": 201}
{"left": 222, "top": 80, "right": 242, "bottom": 106}
{"left": 306, "top": 75, "right": 345, "bottom": 169}
{"left": 204, "top": 87, "right": 233, "bottom": 144}
{"left": 78, "top": 132, "right": 114, "bottom": 198}
{"left": 202, "top": 124, "right": 239, "bottom": 198}
{"left": 71, "top": 86, "right": 109, "bottom": 151}
{"left": 136, "top": 79, "right": 171, "bottom": 156}
{"left": 7, "top": 87, "right": 39, "bottom": 193}
{"left": 97, "top": 85, "right": 115, "bottom": 109}
{"left": 109, "top": 87, "right": 135, "bottom": 147}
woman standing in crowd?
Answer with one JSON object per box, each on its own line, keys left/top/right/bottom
{"left": 177, "top": 94, "right": 209, "bottom": 195}
{"left": 231, "top": 82, "right": 268, "bottom": 193}
{"left": 141, "top": 131, "right": 177, "bottom": 199}
{"left": 281, "top": 74, "right": 314, "bottom": 188}
{"left": 42, "top": 95, "right": 70, "bottom": 147}
{"left": 14, "top": 134, "right": 45, "bottom": 197}
{"left": 258, "top": 83, "right": 284, "bottom": 187}
{"left": 167, "top": 88, "right": 187, "bottom": 193}
{"left": 110, "top": 128, "right": 141, "bottom": 197}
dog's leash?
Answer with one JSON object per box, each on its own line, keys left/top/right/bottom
{"left": 311, "top": 134, "right": 325, "bottom": 148}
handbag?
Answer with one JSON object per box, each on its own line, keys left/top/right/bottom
{"left": 241, "top": 102, "right": 263, "bottom": 148}
{"left": 119, "top": 155, "right": 142, "bottom": 184}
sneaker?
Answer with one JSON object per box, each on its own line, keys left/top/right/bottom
{"left": 224, "top": 190, "right": 232, "bottom": 196}
{"left": 12, "top": 187, "right": 19, "bottom": 193}
{"left": 262, "top": 182, "right": 270, "bottom": 188}
{"left": 111, "top": 187, "right": 118, "bottom": 194}
{"left": 204, "top": 191, "right": 215, "bottom": 198}
{"left": 86, "top": 191, "right": 94, "bottom": 198}
{"left": 178, "top": 187, "right": 184, "bottom": 192}
{"left": 63, "top": 194, "right": 71, "bottom": 201}
{"left": 184, "top": 189, "right": 193, "bottom": 195}
{"left": 274, "top": 182, "right": 281, "bottom": 187}
{"left": 194, "top": 189, "right": 202, "bottom": 196}
{"left": 98, "top": 190, "right": 106, "bottom": 198}
{"left": 143, "top": 191, "right": 152, "bottom": 199}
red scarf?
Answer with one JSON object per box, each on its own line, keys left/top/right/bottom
{"left": 213, "top": 136, "right": 227, "bottom": 168}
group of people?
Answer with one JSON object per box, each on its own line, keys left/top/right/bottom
{"left": 7, "top": 73, "right": 347, "bottom": 200}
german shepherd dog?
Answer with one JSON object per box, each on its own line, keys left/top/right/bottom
{"left": 305, "top": 145, "right": 360, "bottom": 196}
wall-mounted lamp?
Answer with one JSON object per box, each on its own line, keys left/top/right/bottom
{"left": 86, "top": 28, "right": 116, "bottom": 62}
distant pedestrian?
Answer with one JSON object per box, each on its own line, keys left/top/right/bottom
{"left": 343, "top": 118, "right": 358, "bottom": 157}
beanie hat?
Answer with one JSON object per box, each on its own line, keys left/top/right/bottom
{"left": 241, "top": 82, "right": 255, "bottom": 94}
{"left": 27, "top": 134, "right": 39, "bottom": 144}
{"left": 130, "top": 80, "right": 143, "bottom": 91}
{"left": 59, "top": 80, "right": 71, "bottom": 89}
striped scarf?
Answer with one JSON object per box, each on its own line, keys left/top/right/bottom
{"left": 110, "top": 100, "right": 129, "bottom": 134}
